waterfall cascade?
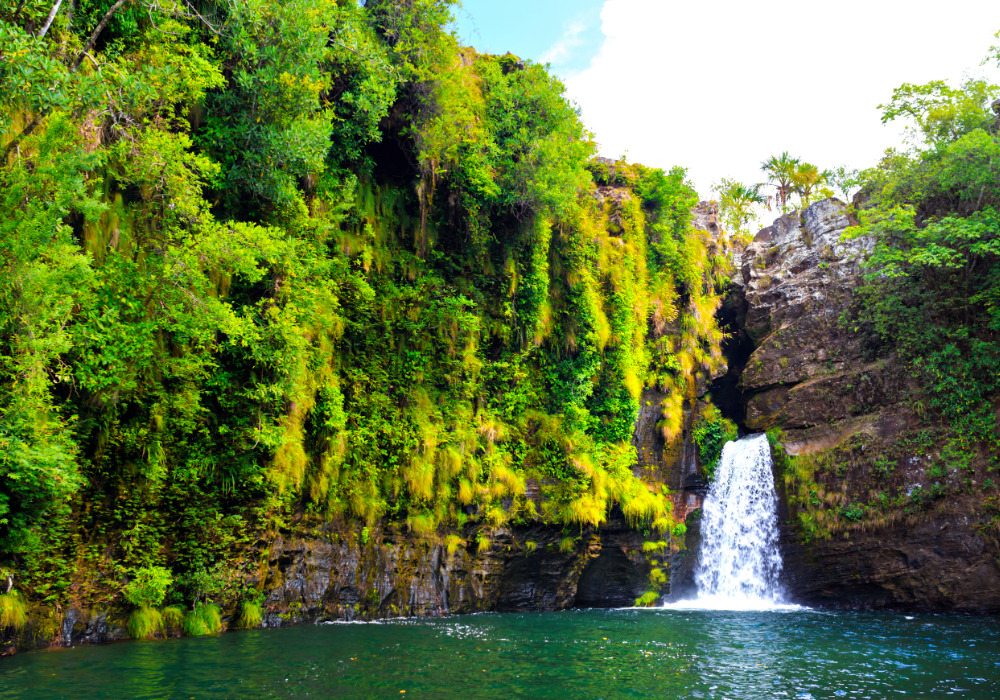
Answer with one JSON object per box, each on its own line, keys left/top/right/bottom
{"left": 668, "top": 433, "right": 798, "bottom": 610}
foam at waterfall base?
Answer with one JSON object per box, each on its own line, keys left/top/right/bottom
{"left": 659, "top": 595, "right": 806, "bottom": 612}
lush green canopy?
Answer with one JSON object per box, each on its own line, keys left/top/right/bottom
{"left": 0, "top": 0, "right": 726, "bottom": 610}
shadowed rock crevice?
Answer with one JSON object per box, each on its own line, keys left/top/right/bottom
{"left": 573, "top": 547, "right": 648, "bottom": 608}
{"left": 710, "top": 283, "right": 754, "bottom": 430}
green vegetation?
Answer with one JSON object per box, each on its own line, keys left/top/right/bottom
{"left": 122, "top": 566, "right": 172, "bottom": 609}
{"left": 716, "top": 179, "right": 765, "bottom": 243}
{"left": 126, "top": 606, "right": 163, "bottom": 640}
{"left": 0, "top": 590, "right": 28, "bottom": 630}
{"left": 0, "top": 0, "right": 728, "bottom": 619}
{"left": 634, "top": 590, "right": 660, "bottom": 607}
{"left": 751, "top": 42, "right": 1000, "bottom": 546}
{"left": 845, "top": 56, "right": 1000, "bottom": 452}
{"left": 692, "top": 405, "right": 738, "bottom": 480}
{"left": 235, "top": 598, "right": 264, "bottom": 630}
{"left": 761, "top": 152, "right": 800, "bottom": 213}
{"left": 161, "top": 604, "right": 185, "bottom": 633}
{"left": 183, "top": 602, "right": 222, "bottom": 637}
{"left": 758, "top": 152, "right": 834, "bottom": 213}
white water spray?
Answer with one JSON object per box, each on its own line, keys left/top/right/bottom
{"left": 667, "top": 433, "right": 799, "bottom": 611}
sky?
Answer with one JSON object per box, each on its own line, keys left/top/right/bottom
{"left": 451, "top": 0, "right": 1000, "bottom": 209}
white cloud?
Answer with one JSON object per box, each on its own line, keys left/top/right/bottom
{"left": 565, "top": 0, "right": 1000, "bottom": 202}
{"left": 540, "top": 21, "right": 588, "bottom": 67}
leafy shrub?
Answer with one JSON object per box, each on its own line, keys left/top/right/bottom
{"left": 123, "top": 566, "right": 172, "bottom": 609}
{"left": 840, "top": 503, "right": 866, "bottom": 522}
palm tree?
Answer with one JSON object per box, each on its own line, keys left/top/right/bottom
{"left": 760, "top": 152, "right": 800, "bottom": 213}
{"left": 717, "top": 178, "right": 766, "bottom": 242}
{"left": 791, "top": 162, "right": 831, "bottom": 207}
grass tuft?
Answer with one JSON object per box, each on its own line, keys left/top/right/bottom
{"left": 236, "top": 600, "right": 263, "bottom": 629}
{"left": 634, "top": 590, "right": 660, "bottom": 607}
{"left": 183, "top": 603, "right": 223, "bottom": 636}
{"left": 0, "top": 591, "right": 28, "bottom": 630}
{"left": 161, "top": 605, "right": 185, "bottom": 633}
{"left": 127, "top": 606, "right": 163, "bottom": 639}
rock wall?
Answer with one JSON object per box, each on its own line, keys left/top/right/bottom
{"left": 1, "top": 514, "right": 650, "bottom": 655}
{"left": 727, "top": 198, "right": 1000, "bottom": 612}
{"left": 262, "top": 515, "right": 651, "bottom": 622}
{"left": 735, "top": 198, "right": 881, "bottom": 442}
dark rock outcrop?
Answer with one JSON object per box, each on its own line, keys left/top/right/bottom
{"left": 262, "top": 514, "right": 651, "bottom": 623}
{"left": 782, "top": 496, "right": 1000, "bottom": 612}
{"left": 734, "top": 198, "right": 881, "bottom": 441}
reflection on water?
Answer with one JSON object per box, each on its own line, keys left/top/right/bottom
{"left": 1, "top": 608, "right": 998, "bottom": 699}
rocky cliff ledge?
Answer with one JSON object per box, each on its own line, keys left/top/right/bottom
{"left": 726, "top": 198, "right": 1000, "bottom": 612}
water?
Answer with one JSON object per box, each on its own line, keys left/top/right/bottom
{"left": 2, "top": 609, "right": 999, "bottom": 698}
{"left": 676, "top": 433, "right": 790, "bottom": 610}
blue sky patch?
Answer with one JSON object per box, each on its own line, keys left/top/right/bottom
{"left": 450, "top": 0, "right": 605, "bottom": 77}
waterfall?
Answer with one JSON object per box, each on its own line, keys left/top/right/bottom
{"left": 667, "top": 433, "right": 797, "bottom": 611}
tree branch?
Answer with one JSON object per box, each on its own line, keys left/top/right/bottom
{"left": 37, "top": 0, "right": 64, "bottom": 39}
{"left": 71, "top": 0, "right": 129, "bottom": 71}
{"left": 4, "top": 0, "right": 128, "bottom": 165}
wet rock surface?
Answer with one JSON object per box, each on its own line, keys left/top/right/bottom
{"left": 734, "top": 199, "right": 880, "bottom": 436}
{"left": 781, "top": 503, "right": 1000, "bottom": 613}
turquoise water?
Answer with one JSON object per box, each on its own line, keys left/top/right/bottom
{"left": 1, "top": 608, "right": 998, "bottom": 698}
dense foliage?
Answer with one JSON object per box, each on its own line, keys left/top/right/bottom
{"left": 846, "top": 70, "right": 1000, "bottom": 449}
{"left": 0, "top": 0, "right": 728, "bottom": 613}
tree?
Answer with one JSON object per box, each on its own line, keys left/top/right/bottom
{"left": 830, "top": 166, "right": 859, "bottom": 203}
{"left": 880, "top": 78, "right": 1000, "bottom": 147}
{"left": 716, "top": 178, "right": 765, "bottom": 243}
{"left": 791, "top": 162, "right": 831, "bottom": 207}
{"left": 760, "top": 151, "right": 800, "bottom": 213}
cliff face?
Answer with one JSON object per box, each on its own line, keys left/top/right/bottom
{"left": 727, "top": 198, "right": 1000, "bottom": 612}
{"left": 736, "top": 199, "right": 881, "bottom": 442}
{"left": 1, "top": 516, "right": 650, "bottom": 655}
{"left": 261, "top": 516, "right": 650, "bottom": 621}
